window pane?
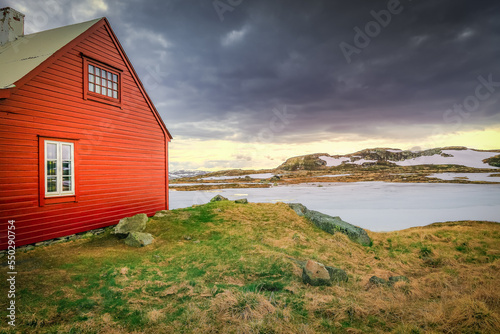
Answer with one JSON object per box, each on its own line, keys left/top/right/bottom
{"left": 102, "top": 79, "right": 107, "bottom": 87}
{"left": 63, "top": 176, "right": 72, "bottom": 191}
{"left": 107, "top": 81, "right": 112, "bottom": 88}
{"left": 102, "top": 87, "right": 107, "bottom": 96}
{"left": 47, "top": 160, "right": 57, "bottom": 176}
{"left": 47, "top": 176, "right": 57, "bottom": 193}
{"left": 95, "top": 68, "right": 100, "bottom": 76}
{"left": 108, "top": 90, "right": 113, "bottom": 97}
{"left": 88, "top": 65, "right": 94, "bottom": 74}
{"left": 113, "top": 83, "right": 118, "bottom": 90}
{"left": 89, "top": 82, "right": 94, "bottom": 91}
{"left": 113, "top": 74, "right": 118, "bottom": 82}
{"left": 108, "top": 72, "right": 112, "bottom": 80}
{"left": 113, "top": 91, "right": 118, "bottom": 99}
{"left": 46, "top": 143, "right": 57, "bottom": 159}
{"left": 89, "top": 74, "right": 94, "bottom": 83}
{"left": 102, "top": 70, "right": 107, "bottom": 78}
{"left": 95, "top": 85, "right": 100, "bottom": 94}
{"left": 62, "top": 145, "right": 71, "bottom": 160}
{"left": 62, "top": 161, "right": 71, "bottom": 175}
{"left": 96, "top": 77, "right": 101, "bottom": 85}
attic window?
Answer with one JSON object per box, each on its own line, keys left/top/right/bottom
{"left": 88, "top": 64, "right": 119, "bottom": 99}
{"left": 83, "top": 56, "right": 122, "bottom": 107}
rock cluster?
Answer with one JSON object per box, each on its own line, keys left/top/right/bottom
{"left": 210, "top": 195, "right": 249, "bottom": 204}
{"left": 113, "top": 213, "right": 153, "bottom": 247}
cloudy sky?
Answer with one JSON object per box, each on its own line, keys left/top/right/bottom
{"left": 7, "top": 0, "right": 500, "bottom": 170}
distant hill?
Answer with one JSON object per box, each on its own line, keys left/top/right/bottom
{"left": 277, "top": 147, "right": 500, "bottom": 171}
{"left": 169, "top": 170, "right": 208, "bottom": 179}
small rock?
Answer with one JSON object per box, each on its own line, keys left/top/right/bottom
{"left": 124, "top": 232, "right": 154, "bottom": 247}
{"left": 120, "top": 267, "right": 129, "bottom": 275}
{"left": 94, "top": 229, "right": 105, "bottom": 235}
{"left": 389, "top": 276, "right": 410, "bottom": 283}
{"left": 193, "top": 240, "right": 200, "bottom": 244}
{"left": 326, "top": 266, "right": 348, "bottom": 283}
{"left": 270, "top": 175, "right": 281, "bottom": 182}
{"left": 210, "top": 194, "right": 228, "bottom": 202}
{"left": 369, "top": 276, "right": 390, "bottom": 286}
{"left": 235, "top": 198, "right": 248, "bottom": 204}
{"left": 113, "top": 213, "right": 148, "bottom": 236}
{"left": 154, "top": 210, "right": 168, "bottom": 218}
{"left": 184, "top": 235, "right": 192, "bottom": 240}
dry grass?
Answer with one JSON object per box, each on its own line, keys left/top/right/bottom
{"left": 1, "top": 202, "right": 499, "bottom": 333}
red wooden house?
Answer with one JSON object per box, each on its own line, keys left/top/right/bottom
{"left": 0, "top": 7, "right": 172, "bottom": 249}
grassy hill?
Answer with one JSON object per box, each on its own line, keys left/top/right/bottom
{"left": 1, "top": 202, "right": 499, "bottom": 333}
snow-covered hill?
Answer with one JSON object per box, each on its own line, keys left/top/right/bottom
{"left": 278, "top": 147, "right": 500, "bottom": 170}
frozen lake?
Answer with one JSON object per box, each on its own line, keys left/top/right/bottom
{"left": 426, "top": 173, "right": 499, "bottom": 182}
{"left": 169, "top": 182, "right": 500, "bottom": 232}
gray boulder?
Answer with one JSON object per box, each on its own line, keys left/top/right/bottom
{"left": 124, "top": 232, "right": 154, "bottom": 247}
{"left": 288, "top": 203, "right": 371, "bottom": 246}
{"left": 210, "top": 194, "right": 228, "bottom": 202}
{"left": 113, "top": 213, "right": 148, "bottom": 236}
{"left": 302, "top": 260, "right": 348, "bottom": 286}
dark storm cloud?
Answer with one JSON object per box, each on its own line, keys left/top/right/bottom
{"left": 9, "top": 0, "right": 500, "bottom": 143}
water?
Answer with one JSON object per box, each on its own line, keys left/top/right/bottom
{"left": 169, "top": 182, "right": 500, "bottom": 232}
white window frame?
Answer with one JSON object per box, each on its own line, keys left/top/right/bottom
{"left": 44, "top": 140, "right": 75, "bottom": 197}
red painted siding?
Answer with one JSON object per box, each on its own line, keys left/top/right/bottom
{"left": 0, "top": 20, "right": 170, "bottom": 249}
